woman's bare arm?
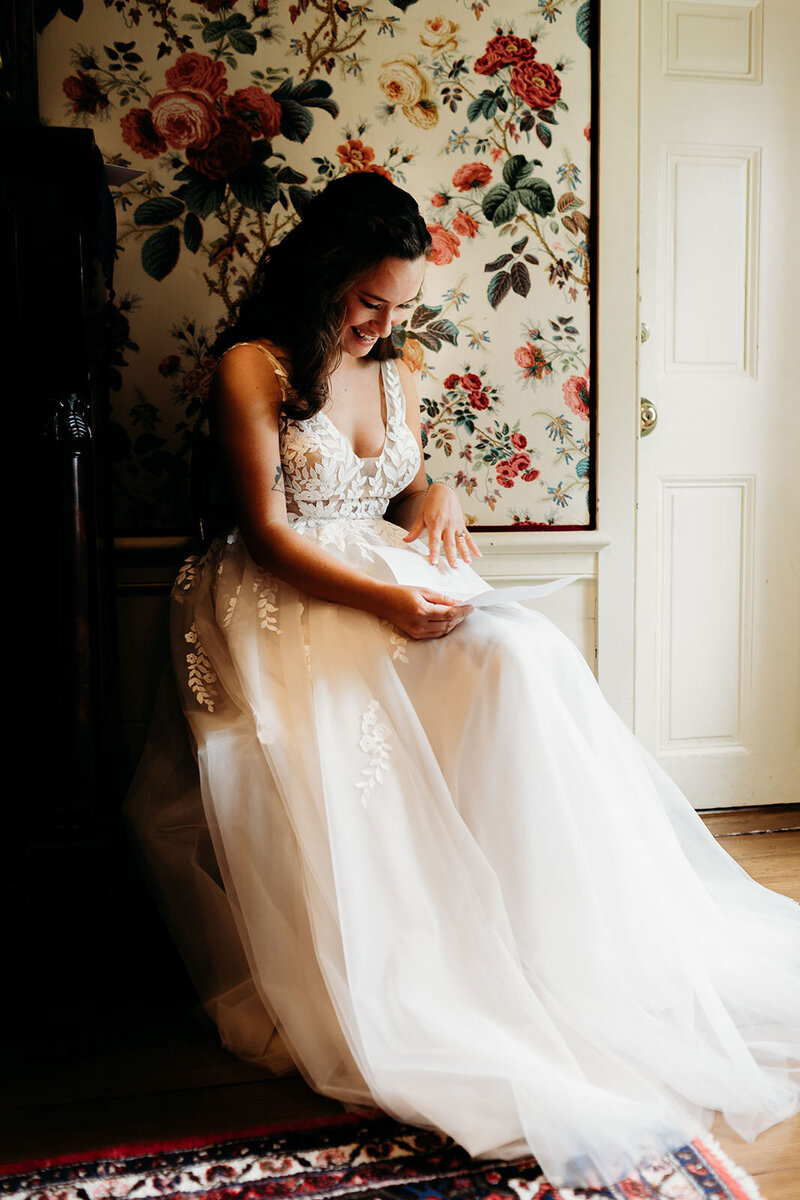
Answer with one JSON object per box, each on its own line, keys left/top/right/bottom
{"left": 385, "top": 360, "right": 481, "bottom": 568}
{"left": 210, "top": 345, "right": 471, "bottom": 639}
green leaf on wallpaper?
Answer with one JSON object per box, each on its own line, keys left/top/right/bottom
{"left": 467, "top": 90, "right": 502, "bottom": 122}
{"left": 487, "top": 271, "right": 511, "bottom": 308}
{"left": 427, "top": 319, "right": 459, "bottom": 346}
{"left": 289, "top": 185, "right": 314, "bottom": 216}
{"left": 228, "top": 28, "right": 257, "bottom": 55}
{"left": 482, "top": 184, "right": 518, "bottom": 226}
{"left": 181, "top": 176, "right": 227, "bottom": 218}
{"left": 229, "top": 164, "right": 279, "bottom": 211}
{"left": 414, "top": 330, "right": 445, "bottom": 353}
{"left": 576, "top": 457, "right": 591, "bottom": 478}
{"left": 134, "top": 197, "right": 185, "bottom": 227}
{"left": 517, "top": 179, "right": 555, "bottom": 217}
{"left": 502, "top": 155, "right": 534, "bottom": 190}
{"left": 577, "top": 0, "right": 592, "bottom": 47}
{"left": 484, "top": 254, "right": 513, "bottom": 272}
{"left": 411, "top": 304, "right": 442, "bottom": 329}
{"left": 183, "top": 213, "right": 203, "bottom": 254}
{"left": 510, "top": 261, "right": 531, "bottom": 298}
{"left": 142, "top": 225, "right": 180, "bottom": 281}
{"left": 290, "top": 79, "right": 339, "bottom": 117}
{"left": 535, "top": 123, "right": 553, "bottom": 149}
{"left": 279, "top": 99, "right": 314, "bottom": 143}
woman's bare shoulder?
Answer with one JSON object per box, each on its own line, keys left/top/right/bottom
{"left": 212, "top": 340, "right": 290, "bottom": 413}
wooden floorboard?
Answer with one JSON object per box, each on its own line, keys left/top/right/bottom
{"left": 2, "top": 806, "right": 797, "bottom": 1198}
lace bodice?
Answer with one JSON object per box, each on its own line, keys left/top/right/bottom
{"left": 278, "top": 358, "right": 420, "bottom": 524}
{"left": 225, "top": 342, "right": 420, "bottom": 524}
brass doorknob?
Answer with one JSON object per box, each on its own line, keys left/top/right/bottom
{"left": 640, "top": 397, "right": 658, "bottom": 436}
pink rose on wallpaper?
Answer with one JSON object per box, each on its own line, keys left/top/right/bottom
{"left": 149, "top": 89, "right": 220, "bottom": 150}
{"left": 120, "top": 108, "right": 167, "bottom": 158}
{"left": 508, "top": 451, "right": 531, "bottom": 474}
{"left": 474, "top": 33, "right": 536, "bottom": 76}
{"left": 431, "top": 192, "right": 448, "bottom": 208}
{"left": 509, "top": 60, "right": 562, "bottom": 110}
{"left": 427, "top": 223, "right": 461, "bottom": 266}
{"left": 511, "top": 433, "right": 527, "bottom": 450}
{"left": 226, "top": 87, "right": 282, "bottom": 139}
{"left": 451, "top": 210, "right": 478, "bottom": 238}
{"left": 452, "top": 162, "right": 492, "bottom": 191}
{"left": 514, "top": 342, "right": 551, "bottom": 381}
{"left": 164, "top": 52, "right": 228, "bottom": 98}
{"left": 563, "top": 373, "right": 590, "bottom": 421}
{"left": 187, "top": 119, "right": 254, "bottom": 178}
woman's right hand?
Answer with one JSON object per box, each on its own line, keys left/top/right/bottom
{"left": 383, "top": 586, "right": 473, "bottom": 640}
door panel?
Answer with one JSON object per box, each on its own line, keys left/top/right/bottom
{"left": 636, "top": 0, "right": 799, "bottom": 806}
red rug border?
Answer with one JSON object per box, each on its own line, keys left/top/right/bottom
{"left": 0, "top": 1110, "right": 362, "bottom": 1177}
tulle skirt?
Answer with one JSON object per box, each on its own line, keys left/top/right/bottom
{"left": 126, "top": 517, "right": 800, "bottom": 1190}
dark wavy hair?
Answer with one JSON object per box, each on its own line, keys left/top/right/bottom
{"left": 213, "top": 172, "right": 432, "bottom": 418}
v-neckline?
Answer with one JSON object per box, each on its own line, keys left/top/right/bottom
{"left": 320, "top": 360, "right": 390, "bottom": 465}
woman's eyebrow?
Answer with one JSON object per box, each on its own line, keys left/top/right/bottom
{"left": 362, "top": 289, "right": 421, "bottom": 304}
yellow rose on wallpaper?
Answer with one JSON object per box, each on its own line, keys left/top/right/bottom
{"left": 420, "top": 16, "right": 460, "bottom": 54}
{"left": 401, "top": 339, "right": 426, "bottom": 373}
{"left": 379, "top": 55, "right": 439, "bottom": 129}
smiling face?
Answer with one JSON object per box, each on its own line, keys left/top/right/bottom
{"left": 341, "top": 256, "right": 426, "bottom": 359}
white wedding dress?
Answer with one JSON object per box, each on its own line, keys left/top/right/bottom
{"left": 126, "top": 349, "right": 800, "bottom": 1191}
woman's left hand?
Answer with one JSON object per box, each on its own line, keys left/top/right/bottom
{"left": 403, "top": 482, "right": 482, "bottom": 567}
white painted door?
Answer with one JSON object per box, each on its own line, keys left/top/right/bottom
{"left": 635, "top": 0, "right": 800, "bottom": 807}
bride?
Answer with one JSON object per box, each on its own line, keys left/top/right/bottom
{"left": 126, "top": 172, "right": 800, "bottom": 1191}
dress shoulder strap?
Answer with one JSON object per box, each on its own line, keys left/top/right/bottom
{"left": 382, "top": 357, "right": 406, "bottom": 422}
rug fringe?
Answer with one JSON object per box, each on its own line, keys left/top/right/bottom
{"left": 698, "top": 1134, "right": 767, "bottom": 1200}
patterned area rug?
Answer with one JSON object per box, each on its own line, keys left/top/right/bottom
{"left": 0, "top": 1114, "right": 764, "bottom": 1200}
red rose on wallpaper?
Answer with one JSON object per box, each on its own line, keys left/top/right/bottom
{"left": 511, "top": 432, "right": 527, "bottom": 449}
{"left": 509, "top": 60, "right": 562, "bottom": 110}
{"left": 496, "top": 461, "right": 517, "bottom": 488}
{"left": 508, "top": 451, "right": 531, "bottom": 474}
{"left": 451, "top": 210, "right": 478, "bottom": 238}
{"left": 563, "top": 373, "right": 590, "bottom": 421}
{"left": 63, "top": 71, "right": 109, "bottom": 115}
{"left": 149, "top": 89, "right": 220, "bottom": 150}
{"left": 164, "top": 52, "right": 228, "bottom": 98}
{"left": 514, "top": 342, "right": 551, "bottom": 380}
{"left": 443, "top": 373, "right": 461, "bottom": 389}
{"left": 461, "top": 372, "right": 483, "bottom": 392}
{"left": 187, "top": 118, "right": 253, "bottom": 178}
{"left": 431, "top": 192, "right": 448, "bottom": 207}
{"left": 158, "top": 355, "right": 181, "bottom": 377}
{"left": 474, "top": 33, "right": 536, "bottom": 76}
{"left": 226, "top": 87, "right": 282, "bottom": 138}
{"left": 451, "top": 162, "right": 492, "bottom": 191}
{"left": 120, "top": 108, "right": 167, "bottom": 158}
{"left": 469, "top": 390, "right": 490, "bottom": 411}
{"left": 427, "top": 223, "right": 461, "bottom": 266}
{"left": 182, "top": 355, "right": 218, "bottom": 403}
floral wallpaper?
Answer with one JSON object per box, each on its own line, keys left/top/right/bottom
{"left": 37, "top": 0, "right": 594, "bottom": 533}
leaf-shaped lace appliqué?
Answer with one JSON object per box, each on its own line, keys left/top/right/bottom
{"left": 380, "top": 620, "right": 410, "bottom": 663}
{"left": 185, "top": 624, "right": 218, "bottom": 712}
{"left": 253, "top": 570, "right": 281, "bottom": 633}
{"left": 221, "top": 584, "right": 241, "bottom": 630}
{"left": 356, "top": 700, "right": 392, "bottom": 807}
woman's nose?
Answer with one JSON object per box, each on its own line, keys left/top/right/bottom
{"left": 373, "top": 309, "right": 394, "bottom": 336}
